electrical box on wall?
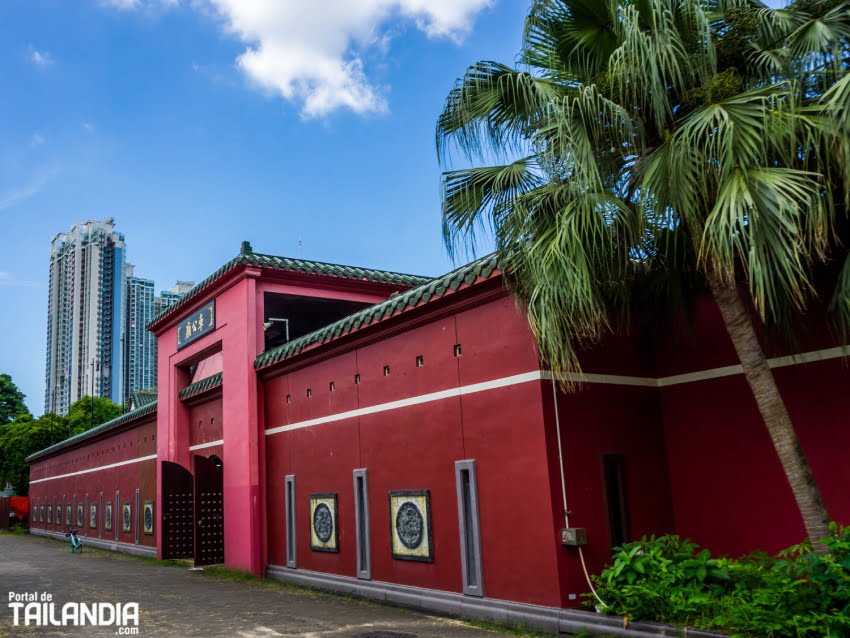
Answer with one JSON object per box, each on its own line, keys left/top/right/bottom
{"left": 561, "top": 527, "right": 587, "bottom": 546}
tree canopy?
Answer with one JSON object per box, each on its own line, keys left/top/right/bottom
{"left": 438, "top": 0, "right": 850, "bottom": 374}
{"left": 0, "top": 396, "right": 122, "bottom": 495}
{"left": 0, "top": 374, "right": 30, "bottom": 424}
{"left": 437, "top": 0, "right": 850, "bottom": 548}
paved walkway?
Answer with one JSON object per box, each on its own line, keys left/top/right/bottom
{"left": 0, "top": 533, "right": 525, "bottom": 638}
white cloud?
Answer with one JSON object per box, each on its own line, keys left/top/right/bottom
{"left": 96, "top": 0, "right": 492, "bottom": 117}
{"left": 0, "top": 169, "right": 57, "bottom": 212}
{"left": 0, "top": 271, "right": 40, "bottom": 288}
{"left": 30, "top": 132, "right": 45, "bottom": 148}
{"left": 100, "top": 0, "right": 139, "bottom": 8}
{"left": 30, "top": 48, "right": 54, "bottom": 67}
{"left": 82, "top": 121, "right": 95, "bottom": 133}
{"left": 206, "top": 0, "right": 493, "bottom": 118}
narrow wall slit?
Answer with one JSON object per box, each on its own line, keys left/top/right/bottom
{"left": 353, "top": 469, "right": 371, "bottom": 580}
{"left": 285, "top": 475, "right": 296, "bottom": 568}
{"left": 455, "top": 460, "right": 484, "bottom": 597}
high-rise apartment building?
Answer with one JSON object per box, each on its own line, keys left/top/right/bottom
{"left": 44, "top": 219, "right": 126, "bottom": 415}
{"left": 123, "top": 265, "right": 156, "bottom": 406}
{"left": 156, "top": 281, "right": 194, "bottom": 316}
{"left": 123, "top": 272, "right": 194, "bottom": 405}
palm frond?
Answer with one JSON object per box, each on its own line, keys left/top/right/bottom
{"left": 608, "top": 0, "right": 714, "bottom": 130}
{"left": 702, "top": 167, "right": 827, "bottom": 318}
{"left": 522, "top": 0, "right": 619, "bottom": 82}
{"left": 499, "top": 182, "right": 640, "bottom": 377}
{"left": 436, "top": 63, "right": 564, "bottom": 165}
{"left": 441, "top": 159, "right": 545, "bottom": 259}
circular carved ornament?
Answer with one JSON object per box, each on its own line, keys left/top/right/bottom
{"left": 313, "top": 503, "right": 333, "bottom": 543}
{"left": 395, "top": 501, "right": 424, "bottom": 550}
{"left": 144, "top": 506, "right": 153, "bottom": 530}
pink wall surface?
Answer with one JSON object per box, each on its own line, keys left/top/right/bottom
{"left": 263, "top": 292, "right": 565, "bottom": 607}
{"left": 153, "top": 263, "right": 399, "bottom": 574}
{"left": 28, "top": 259, "right": 850, "bottom": 613}
{"left": 28, "top": 418, "right": 157, "bottom": 548}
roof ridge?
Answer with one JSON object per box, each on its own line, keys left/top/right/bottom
{"left": 248, "top": 251, "right": 432, "bottom": 281}
{"left": 178, "top": 371, "right": 223, "bottom": 401}
{"left": 148, "top": 250, "right": 433, "bottom": 331}
{"left": 255, "top": 253, "right": 501, "bottom": 371}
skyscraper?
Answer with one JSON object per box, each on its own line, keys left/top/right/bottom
{"left": 123, "top": 272, "right": 193, "bottom": 405}
{"left": 156, "top": 280, "right": 194, "bottom": 316}
{"left": 123, "top": 265, "right": 156, "bottom": 407}
{"left": 44, "top": 219, "right": 126, "bottom": 415}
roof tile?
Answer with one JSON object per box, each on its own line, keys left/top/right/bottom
{"left": 26, "top": 401, "right": 158, "bottom": 463}
{"left": 254, "top": 253, "right": 501, "bottom": 371}
{"left": 178, "top": 372, "right": 223, "bottom": 401}
{"left": 148, "top": 251, "right": 431, "bottom": 331}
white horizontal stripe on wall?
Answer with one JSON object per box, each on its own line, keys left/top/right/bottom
{"left": 265, "top": 371, "right": 542, "bottom": 437}
{"left": 657, "top": 345, "right": 849, "bottom": 387}
{"left": 189, "top": 439, "right": 224, "bottom": 451}
{"left": 265, "top": 346, "right": 847, "bottom": 437}
{"left": 30, "top": 454, "right": 158, "bottom": 484}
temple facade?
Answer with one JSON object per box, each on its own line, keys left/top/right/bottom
{"left": 26, "top": 242, "right": 850, "bottom": 629}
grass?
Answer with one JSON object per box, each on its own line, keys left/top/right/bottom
{"left": 464, "top": 617, "right": 554, "bottom": 637}
{"left": 0, "top": 525, "right": 28, "bottom": 536}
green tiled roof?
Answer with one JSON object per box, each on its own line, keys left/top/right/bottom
{"left": 178, "top": 372, "right": 223, "bottom": 401}
{"left": 25, "top": 401, "right": 158, "bottom": 463}
{"left": 148, "top": 248, "right": 432, "bottom": 331}
{"left": 255, "top": 253, "right": 501, "bottom": 371}
{"left": 130, "top": 387, "right": 157, "bottom": 408}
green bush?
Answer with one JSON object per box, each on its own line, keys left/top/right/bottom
{"left": 591, "top": 524, "right": 850, "bottom": 637}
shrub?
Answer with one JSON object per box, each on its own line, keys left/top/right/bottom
{"left": 591, "top": 524, "right": 850, "bottom": 637}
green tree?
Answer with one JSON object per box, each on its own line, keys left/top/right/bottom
{"left": 68, "top": 397, "right": 122, "bottom": 437}
{"left": 0, "top": 374, "right": 30, "bottom": 424}
{"left": 0, "top": 414, "right": 68, "bottom": 495}
{"left": 437, "top": 0, "right": 850, "bottom": 550}
{"left": 0, "top": 397, "right": 121, "bottom": 495}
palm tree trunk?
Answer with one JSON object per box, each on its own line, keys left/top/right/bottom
{"left": 706, "top": 268, "right": 832, "bottom": 552}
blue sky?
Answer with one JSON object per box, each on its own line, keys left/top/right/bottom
{"left": 0, "top": 0, "right": 788, "bottom": 414}
{"left": 0, "top": 0, "right": 527, "bottom": 414}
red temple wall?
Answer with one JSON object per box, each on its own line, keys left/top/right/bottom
{"left": 188, "top": 397, "right": 224, "bottom": 453}
{"left": 660, "top": 358, "right": 850, "bottom": 556}
{"left": 28, "top": 418, "right": 157, "bottom": 548}
{"left": 263, "top": 293, "right": 565, "bottom": 607}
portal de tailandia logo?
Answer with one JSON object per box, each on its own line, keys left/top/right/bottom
{"left": 8, "top": 591, "right": 139, "bottom": 634}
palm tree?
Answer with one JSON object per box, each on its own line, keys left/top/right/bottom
{"left": 436, "top": 0, "right": 850, "bottom": 551}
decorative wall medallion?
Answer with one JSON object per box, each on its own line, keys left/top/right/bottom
{"left": 309, "top": 493, "right": 338, "bottom": 552}
{"left": 77, "top": 504, "right": 84, "bottom": 527}
{"left": 40, "top": 505, "right": 44, "bottom": 523}
{"left": 143, "top": 501, "right": 154, "bottom": 535}
{"left": 104, "top": 502, "right": 113, "bottom": 531}
{"left": 389, "top": 490, "right": 432, "bottom": 562}
{"left": 47, "top": 506, "right": 52, "bottom": 524}
{"left": 66, "top": 506, "right": 71, "bottom": 527}
{"left": 90, "top": 505, "right": 97, "bottom": 529}
{"left": 122, "top": 502, "right": 132, "bottom": 533}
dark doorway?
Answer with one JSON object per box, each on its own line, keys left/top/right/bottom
{"left": 602, "top": 454, "right": 630, "bottom": 549}
{"left": 161, "top": 461, "right": 194, "bottom": 560}
{"left": 194, "top": 455, "right": 224, "bottom": 566}
{"left": 263, "top": 293, "right": 373, "bottom": 351}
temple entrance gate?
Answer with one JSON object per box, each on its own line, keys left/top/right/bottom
{"left": 193, "top": 455, "right": 224, "bottom": 566}
{"left": 161, "top": 461, "right": 194, "bottom": 560}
